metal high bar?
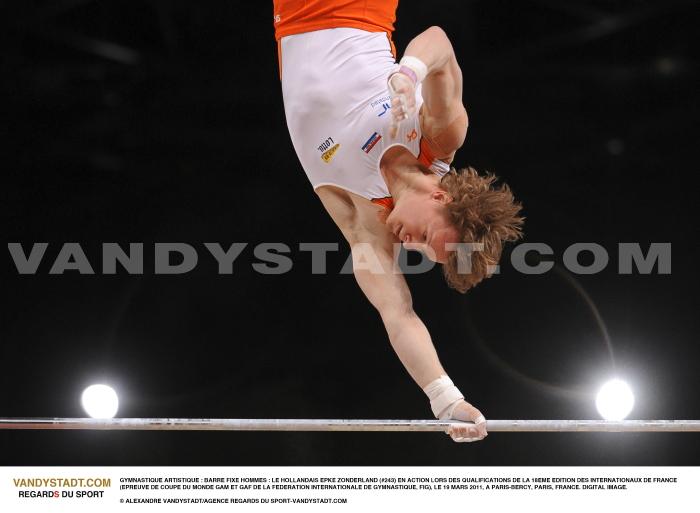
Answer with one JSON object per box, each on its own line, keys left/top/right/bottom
{"left": 0, "top": 418, "right": 699, "bottom": 432}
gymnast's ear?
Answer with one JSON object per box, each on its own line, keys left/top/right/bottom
{"left": 430, "top": 190, "right": 453, "bottom": 204}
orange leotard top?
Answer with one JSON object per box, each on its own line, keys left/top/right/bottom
{"left": 273, "top": 0, "right": 398, "bottom": 41}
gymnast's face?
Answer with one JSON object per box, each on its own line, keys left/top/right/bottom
{"left": 385, "top": 189, "right": 460, "bottom": 264}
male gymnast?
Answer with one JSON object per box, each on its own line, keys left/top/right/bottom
{"left": 273, "top": 0, "right": 523, "bottom": 443}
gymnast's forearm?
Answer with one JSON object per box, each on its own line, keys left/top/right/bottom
{"left": 379, "top": 308, "right": 447, "bottom": 390}
{"left": 348, "top": 239, "right": 448, "bottom": 392}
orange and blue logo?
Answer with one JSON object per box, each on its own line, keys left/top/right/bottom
{"left": 362, "top": 132, "right": 382, "bottom": 154}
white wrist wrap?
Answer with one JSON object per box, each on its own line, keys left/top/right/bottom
{"left": 423, "top": 375, "right": 464, "bottom": 420}
{"left": 399, "top": 56, "right": 428, "bottom": 83}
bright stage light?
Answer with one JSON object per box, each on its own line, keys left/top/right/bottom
{"left": 596, "top": 379, "right": 634, "bottom": 420}
{"left": 81, "top": 384, "right": 119, "bottom": 419}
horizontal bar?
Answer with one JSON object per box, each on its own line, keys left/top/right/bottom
{"left": 0, "top": 418, "right": 699, "bottom": 432}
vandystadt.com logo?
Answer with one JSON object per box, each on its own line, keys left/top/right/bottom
{"left": 13, "top": 476, "right": 111, "bottom": 499}
{"left": 6, "top": 242, "right": 671, "bottom": 276}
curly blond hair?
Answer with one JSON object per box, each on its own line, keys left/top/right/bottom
{"left": 440, "top": 167, "right": 524, "bottom": 293}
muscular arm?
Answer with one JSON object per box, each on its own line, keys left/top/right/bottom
{"left": 316, "top": 188, "right": 445, "bottom": 389}
{"left": 315, "top": 187, "right": 488, "bottom": 440}
{"left": 400, "top": 26, "right": 468, "bottom": 150}
{"left": 349, "top": 228, "right": 446, "bottom": 389}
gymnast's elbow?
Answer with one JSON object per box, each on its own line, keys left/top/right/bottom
{"left": 424, "top": 25, "right": 448, "bottom": 39}
{"left": 378, "top": 301, "right": 417, "bottom": 332}
{"left": 421, "top": 25, "right": 453, "bottom": 50}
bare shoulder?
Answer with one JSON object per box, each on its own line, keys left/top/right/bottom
{"left": 316, "top": 185, "right": 392, "bottom": 244}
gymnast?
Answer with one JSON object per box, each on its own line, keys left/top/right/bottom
{"left": 273, "top": 0, "right": 523, "bottom": 442}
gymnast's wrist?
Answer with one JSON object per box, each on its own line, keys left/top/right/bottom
{"left": 422, "top": 374, "right": 465, "bottom": 420}
{"left": 395, "top": 56, "right": 428, "bottom": 85}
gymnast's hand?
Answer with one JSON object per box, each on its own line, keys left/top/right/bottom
{"left": 387, "top": 71, "right": 417, "bottom": 139}
{"left": 446, "top": 400, "right": 488, "bottom": 443}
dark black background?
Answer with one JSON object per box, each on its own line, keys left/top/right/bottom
{"left": 1, "top": 0, "right": 698, "bottom": 465}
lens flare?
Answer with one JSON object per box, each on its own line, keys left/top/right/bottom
{"left": 596, "top": 379, "right": 634, "bottom": 420}
{"left": 81, "top": 384, "right": 119, "bottom": 419}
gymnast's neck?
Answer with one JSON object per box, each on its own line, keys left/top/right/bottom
{"left": 380, "top": 145, "right": 438, "bottom": 201}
